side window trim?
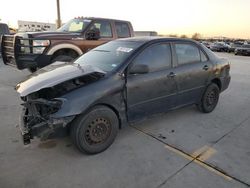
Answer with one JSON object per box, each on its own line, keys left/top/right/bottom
{"left": 129, "top": 42, "right": 173, "bottom": 74}
{"left": 199, "top": 49, "right": 209, "bottom": 62}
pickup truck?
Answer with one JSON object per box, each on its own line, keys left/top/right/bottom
{"left": 1, "top": 17, "right": 134, "bottom": 72}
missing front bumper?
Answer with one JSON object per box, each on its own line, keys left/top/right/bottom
{"left": 19, "top": 107, "right": 75, "bottom": 144}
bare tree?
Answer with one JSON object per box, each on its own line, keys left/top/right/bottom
{"left": 192, "top": 33, "right": 201, "bottom": 40}
{"left": 180, "top": 34, "right": 188, "bottom": 38}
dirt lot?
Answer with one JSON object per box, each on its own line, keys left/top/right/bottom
{"left": 0, "top": 53, "right": 249, "bottom": 188}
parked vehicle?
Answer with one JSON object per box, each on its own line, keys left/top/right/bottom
{"left": 228, "top": 43, "right": 242, "bottom": 53}
{"left": 0, "top": 23, "right": 10, "bottom": 54}
{"left": 134, "top": 31, "right": 158, "bottom": 37}
{"left": 1, "top": 17, "right": 134, "bottom": 72}
{"left": 234, "top": 44, "right": 250, "bottom": 56}
{"left": 210, "top": 42, "right": 229, "bottom": 52}
{"left": 16, "top": 37, "right": 231, "bottom": 154}
{"left": 200, "top": 41, "right": 211, "bottom": 49}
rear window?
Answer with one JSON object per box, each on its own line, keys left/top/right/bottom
{"left": 115, "top": 22, "right": 131, "bottom": 38}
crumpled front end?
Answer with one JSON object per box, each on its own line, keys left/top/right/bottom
{"left": 17, "top": 68, "right": 105, "bottom": 145}
{"left": 19, "top": 96, "right": 75, "bottom": 144}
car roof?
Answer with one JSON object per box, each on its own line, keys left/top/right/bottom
{"left": 116, "top": 36, "right": 198, "bottom": 44}
{"left": 82, "top": 17, "right": 131, "bottom": 23}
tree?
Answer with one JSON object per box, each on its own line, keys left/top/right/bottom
{"left": 192, "top": 33, "right": 201, "bottom": 40}
{"left": 169, "top": 34, "right": 178, "bottom": 37}
{"left": 180, "top": 34, "right": 188, "bottom": 38}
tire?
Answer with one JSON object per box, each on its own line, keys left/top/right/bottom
{"left": 197, "top": 83, "right": 220, "bottom": 113}
{"left": 28, "top": 67, "right": 37, "bottom": 73}
{"left": 51, "top": 55, "right": 75, "bottom": 63}
{"left": 70, "top": 106, "right": 119, "bottom": 154}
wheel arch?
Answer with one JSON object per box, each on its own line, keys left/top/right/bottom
{"left": 87, "top": 103, "right": 123, "bottom": 129}
{"left": 46, "top": 43, "right": 83, "bottom": 56}
{"left": 211, "top": 78, "right": 222, "bottom": 91}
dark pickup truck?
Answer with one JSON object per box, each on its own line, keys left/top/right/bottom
{"left": 1, "top": 17, "right": 134, "bottom": 72}
{"left": 16, "top": 37, "right": 231, "bottom": 154}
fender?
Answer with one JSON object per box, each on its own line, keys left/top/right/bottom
{"left": 46, "top": 43, "right": 83, "bottom": 56}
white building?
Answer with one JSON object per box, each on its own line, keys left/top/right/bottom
{"left": 18, "top": 20, "right": 56, "bottom": 32}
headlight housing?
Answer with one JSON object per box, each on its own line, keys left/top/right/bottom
{"left": 32, "top": 40, "right": 50, "bottom": 54}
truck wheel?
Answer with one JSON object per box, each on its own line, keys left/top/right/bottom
{"left": 70, "top": 106, "right": 119, "bottom": 154}
{"left": 51, "top": 55, "right": 75, "bottom": 63}
{"left": 197, "top": 83, "right": 220, "bottom": 113}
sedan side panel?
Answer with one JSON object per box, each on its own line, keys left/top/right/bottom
{"left": 126, "top": 70, "right": 177, "bottom": 121}
{"left": 50, "top": 76, "right": 126, "bottom": 119}
{"left": 173, "top": 61, "right": 213, "bottom": 106}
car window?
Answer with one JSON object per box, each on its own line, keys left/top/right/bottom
{"left": 131, "top": 43, "right": 171, "bottom": 72}
{"left": 91, "top": 21, "right": 113, "bottom": 38}
{"left": 175, "top": 43, "right": 200, "bottom": 65}
{"left": 115, "top": 22, "right": 131, "bottom": 38}
{"left": 57, "top": 19, "right": 91, "bottom": 32}
{"left": 75, "top": 41, "right": 143, "bottom": 72}
{"left": 200, "top": 50, "right": 208, "bottom": 62}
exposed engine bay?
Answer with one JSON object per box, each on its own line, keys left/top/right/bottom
{"left": 19, "top": 72, "right": 105, "bottom": 144}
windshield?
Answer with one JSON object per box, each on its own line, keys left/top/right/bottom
{"left": 57, "top": 18, "right": 92, "bottom": 32}
{"left": 74, "top": 41, "right": 144, "bottom": 72}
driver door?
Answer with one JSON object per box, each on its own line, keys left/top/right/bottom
{"left": 126, "top": 43, "right": 178, "bottom": 121}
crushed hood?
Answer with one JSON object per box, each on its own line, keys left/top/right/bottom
{"left": 16, "top": 62, "right": 106, "bottom": 97}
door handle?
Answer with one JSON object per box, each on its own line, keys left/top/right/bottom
{"left": 168, "top": 72, "right": 176, "bottom": 78}
{"left": 203, "top": 65, "right": 209, "bottom": 71}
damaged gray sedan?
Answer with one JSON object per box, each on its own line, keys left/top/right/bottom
{"left": 16, "top": 37, "right": 231, "bottom": 154}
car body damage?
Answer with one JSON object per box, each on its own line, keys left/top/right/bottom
{"left": 16, "top": 61, "right": 106, "bottom": 97}
{"left": 17, "top": 61, "right": 107, "bottom": 144}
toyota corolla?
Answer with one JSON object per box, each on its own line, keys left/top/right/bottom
{"left": 16, "top": 37, "right": 231, "bottom": 154}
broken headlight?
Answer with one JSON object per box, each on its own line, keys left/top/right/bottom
{"left": 23, "top": 98, "right": 63, "bottom": 117}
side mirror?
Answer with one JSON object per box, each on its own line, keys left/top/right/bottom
{"left": 85, "top": 28, "right": 100, "bottom": 40}
{"left": 129, "top": 64, "right": 149, "bottom": 74}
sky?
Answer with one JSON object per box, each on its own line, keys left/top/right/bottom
{"left": 0, "top": 0, "right": 250, "bottom": 39}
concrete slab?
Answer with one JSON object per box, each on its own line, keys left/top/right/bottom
{"left": 200, "top": 118, "right": 250, "bottom": 185}
{"left": 160, "top": 162, "right": 248, "bottom": 188}
{"left": 0, "top": 125, "right": 190, "bottom": 188}
{"left": 0, "top": 54, "right": 250, "bottom": 188}
{"left": 132, "top": 106, "right": 239, "bottom": 156}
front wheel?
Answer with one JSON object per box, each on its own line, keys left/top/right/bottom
{"left": 70, "top": 106, "right": 119, "bottom": 154}
{"left": 197, "top": 83, "right": 220, "bottom": 113}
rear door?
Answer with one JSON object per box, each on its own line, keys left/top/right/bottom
{"left": 126, "top": 43, "right": 178, "bottom": 120}
{"left": 114, "top": 21, "right": 132, "bottom": 38}
{"left": 172, "top": 42, "right": 212, "bottom": 106}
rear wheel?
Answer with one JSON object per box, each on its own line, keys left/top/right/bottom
{"left": 70, "top": 106, "right": 119, "bottom": 154}
{"left": 197, "top": 83, "right": 220, "bottom": 113}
